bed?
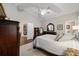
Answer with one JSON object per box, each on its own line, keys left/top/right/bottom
{"left": 33, "top": 34, "right": 79, "bottom": 56}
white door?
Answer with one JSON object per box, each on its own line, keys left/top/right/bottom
{"left": 27, "top": 23, "right": 34, "bottom": 40}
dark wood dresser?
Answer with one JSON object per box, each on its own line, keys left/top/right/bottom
{"left": 43, "top": 31, "right": 56, "bottom": 35}
{"left": 0, "top": 20, "right": 20, "bottom": 56}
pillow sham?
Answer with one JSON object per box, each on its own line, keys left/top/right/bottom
{"left": 54, "top": 33, "right": 59, "bottom": 40}
{"left": 75, "top": 32, "right": 79, "bottom": 41}
{"left": 55, "top": 32, "right": 64, "bottom": 41}
{"left": 58, "top": 34, "right": 74, "bottom": 41}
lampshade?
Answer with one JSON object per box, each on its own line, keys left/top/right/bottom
{"left": 72, "top": 26, "right": 79, "bottom": 32}
{"left": 72, "top": 26, "right": 79, "bottom": 30}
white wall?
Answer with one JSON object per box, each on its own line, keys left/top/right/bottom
{"left": 42, "top": 12, "right": 79, "bottom": 33}
{"left": 3, "top": 3, "right": 42, "bottom": 39}
{"left": 17, "top": 7, "right": 42, "bottom": 39}
{"left": 3, "top": 3, "right": 79, "bottom": 38}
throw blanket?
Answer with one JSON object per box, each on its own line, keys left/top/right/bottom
{"left": 65, "top": 48, "right": 79, "bottom": 56}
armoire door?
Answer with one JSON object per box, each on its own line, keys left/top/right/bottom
{"left": 6, "top": 25, "right": 19, "bottom": 56}
{"left": 0, "top": 25, "right": 8, "bottom": 56}
{"left": 0, "top": 24, "right": 19, "bottom": 56}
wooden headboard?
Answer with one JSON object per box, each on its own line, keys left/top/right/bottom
{"left": 33, "top": 27, "right": 40, "bottom": 39}
{"left": 33, "top": 27, "right": 44, "bottom": 39}
{"left": 33, "top": 23, "right": 56, "bottom": 39}
{"left": 33, "top": 27, "right": 56, "bottom": 40}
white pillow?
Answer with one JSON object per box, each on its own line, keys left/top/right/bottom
{"left": 55, "top": 32, "right": 64, "bottom": 41}
{"left": 59, "top": 34, "right": 74, "bottom": 41}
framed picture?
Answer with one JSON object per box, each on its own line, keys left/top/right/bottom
{"left": 65, "top": 20, "right": 75, "bottom": 34}
{"left": 23, "top": 24, "right": 27, "bottom": 35}
{"left": 57, "top": 24, "right": 63, "bottom": 30}
{"left": 66, "top": 25, "right": 70, "bottom": 29}
{"left": 0, "top": 4, "right": 6, "bottom": 18}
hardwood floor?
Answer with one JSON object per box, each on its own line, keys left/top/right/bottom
{"left": 20, "top": 42, "right": 58, "bottom": 56}
{"left": 20, "top": 36, "right": 33, "bottom": 46}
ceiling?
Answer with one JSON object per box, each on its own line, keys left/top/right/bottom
{"left": 15, "top": 3, "right": 79, "bottom": 18}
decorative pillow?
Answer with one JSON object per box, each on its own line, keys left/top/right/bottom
{"left": 55, "top": 32, "right": 64, "bottom": 41}
{"left": 54, "top": 33, "right": 59, "bottom": 40}
{"left": 58, "top": 34, "right": 74, "bottom": 41}
{"left": 75, "top": 32, "right": 79, "bottom": 41}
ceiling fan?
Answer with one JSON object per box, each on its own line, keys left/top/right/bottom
{"left": 40, "top": 7, "right": 52, "bottom": 15}
{"left": 16, "top": 3, "right": 62, "bottom": 15}
{"left": 38, "top": 4, "right": 62, "bottom": 16}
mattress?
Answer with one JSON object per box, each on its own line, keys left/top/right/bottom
{"left": 34, "top": 34, "right": 79, "bottom": 55}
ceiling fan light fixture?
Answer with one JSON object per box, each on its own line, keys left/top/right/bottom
{"left": 40, "top": 9, "right": 47, "bottom": 15}
{"left": 40, "top": 7, "right": 52, "bottom": 16}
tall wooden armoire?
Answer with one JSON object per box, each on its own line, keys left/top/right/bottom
{"left": 0, "top": 20, "right": 20, "bottom": 56}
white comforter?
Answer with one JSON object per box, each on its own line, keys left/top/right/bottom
{"left": 34, "top": 34, "right": 79, "bottom": 55}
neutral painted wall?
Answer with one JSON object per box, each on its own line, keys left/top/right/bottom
{"left": 3, "top": 3, "right": 79, "bottom": 38}
{"left": 17, "top": 7, "right": 42, "bottom": 39}
{"left": 3, "top": 3, "right": 42, "bottom": 39}
{"left": 42, "top": 12, "right": 79, "bottom": 33}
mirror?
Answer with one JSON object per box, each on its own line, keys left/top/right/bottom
{"left": 23, "top": 24, "right": 27, "bottom": 35}
{"left": 47, "top": 23, "right": 54, "bottom": 32}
